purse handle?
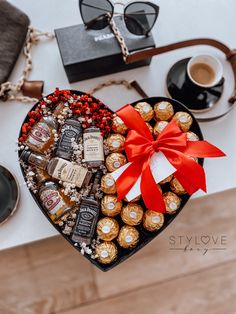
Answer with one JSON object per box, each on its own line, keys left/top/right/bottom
{"left": 109, "top": 18, "right": 236, "bottom": 122}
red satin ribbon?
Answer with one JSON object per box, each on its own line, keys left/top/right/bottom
{"left": 116, "top": 104, "right": 225, "bottom": 213}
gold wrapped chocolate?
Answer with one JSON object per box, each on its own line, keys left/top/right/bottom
{"left": 106, "top": 134, "right": 125, "bottom": 153}
{"left": 170, "top": 177, "right": 186, "bottom": 195}
{"left": 159, "top": 175, "right": 173, "bottom": 185}
{"left": 173, "top": 112, "right": 193, "bottom": 132}
{"left": 95, "top": 241, "right": 118, "bottom": 264}
{"left": 112, "top": 116, "right": 128, "bottom": 134}
{"left": 187, "top": 131, "right": 199, "bottom": 141}
{"left": 117, "top": 225, "right": 139, "bottom": 249}
{"left": 101, "top": 195, "right": 122, "bottom": 217}
{"left": 96, "top": 217, "right": 119, "bottom": 241}
{"left": 121, "top": 203, "right": 144, "bottom": 226}
{"left": 146, "top": 122, "right": 153, "bottom": 134}
{"left": 143, "top": 210, "right": 164, "bottom": 232}
{"left": 154, "top": 101, "right": 174, "bottom": 121}
{"left": 106, "top": 153, "right": 127, "bottom": 172}
{"left": 135, "top": 102, "right": 154, "bottom": 121}
{"left": 124, "top": 195, "right": 141, "bottom": 202}
{"left": 101, "top": 173, "right": 116, "bottom": 194}
{"left": 163, "top": 192, "right": 181, "bottom": 214}
{"left": 153, "top": 121, "right": 168, "bottom": 137}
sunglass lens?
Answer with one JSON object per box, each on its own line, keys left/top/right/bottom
{"left": 124, "top": 2, "right": 159, "bottom": 35}
{"left": 79, "top": 0, "right": 113, "bottom": 30}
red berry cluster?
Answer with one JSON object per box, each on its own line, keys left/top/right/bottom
{"left": 19, "top": 89, "right": 113, "bottom": 142}
{"left": 69, "top": 93, "right": 113, "bottom": 136}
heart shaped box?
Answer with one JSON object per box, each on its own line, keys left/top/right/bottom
{"left": 19, "top": 90, "right": 204, "bottom": 271}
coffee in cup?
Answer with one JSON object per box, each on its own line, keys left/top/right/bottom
{"left": 187, "top": 54, "right": 223, "bottom": 88}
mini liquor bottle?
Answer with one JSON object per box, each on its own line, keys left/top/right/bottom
{"left": 35, "top": 168, "right": 76, "bottom": 223}
{"left": 83, "top": 126, "right": 104, "bottom": 168}
{"left": 55, "top": 118, "right": 82, "bottom": 160}
{"left": 20, "top": 150, "right": 92, "bottom": 188}
{"left": 71, "top": 170, "right": 103, "bottom": 245}
{"left": 25, "top": 102, "right": 64, "bottom": 153}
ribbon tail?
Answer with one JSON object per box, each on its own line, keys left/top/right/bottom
{"left": 116, "top": 161, "right": 143, "bottom": 201}
{"left": 174, "top": 156, "right": 207, "bottom": 194}
{"left": 161, "top": 147, "right": 207, "bottom": 194}
{"left": 185, "top": 141, "right": 226, "bottom": 158}
{"left": 140, "top": 157, "right": 166, "bottom": 213}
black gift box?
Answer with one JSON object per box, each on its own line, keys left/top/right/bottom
{"left": 55, "top": 17, "right": 156, "bottom": 83}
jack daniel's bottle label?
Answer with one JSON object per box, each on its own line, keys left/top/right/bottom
{"left": 56, "top": 119, "right": 82, "bottom": 160}
{"left": 71, "top": 170, "right": 103, "bottom": 244}
{"left": 72, "top": 199, "right": 99, "bottom": 244}
{"left": 83, "top": 131, "right": 104, "bottom": 162}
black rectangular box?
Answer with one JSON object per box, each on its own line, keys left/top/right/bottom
{"left": 55, "top": 17, "right": 156, "bottom": 83}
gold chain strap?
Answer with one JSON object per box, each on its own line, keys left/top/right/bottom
{"left": 0, "top": 26, "right": 54, "bottom": 103}
{"left": 88, "top": 79, "right": 134, "bottom": 95}
{"left": 108, "top": 17, "right": 130, "bottom": 62}
{"left": 88, "top": 79, "right": 148, "bottom": 99}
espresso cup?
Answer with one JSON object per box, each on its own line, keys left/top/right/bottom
{"left": 187, "top": 54, "right": 223, "bottom": 89}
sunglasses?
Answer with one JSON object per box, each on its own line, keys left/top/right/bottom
{"left": 79, "top": 0, "right": 160, "bottom": 36}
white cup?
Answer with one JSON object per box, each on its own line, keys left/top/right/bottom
{"left": 187, "top": 54, "right": 223, "bottom": 88}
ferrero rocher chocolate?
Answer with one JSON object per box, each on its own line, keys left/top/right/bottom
{"left": 101, "top": 195, "right": 122, "bottom": 217}
{"left": 117, "top": 225, "right": 139, "bottom": 249}
{"left": 96, "top": 217, "right": 119, "bottom": 241}
{"left": 154, "top": 101, "right": 174, "bottom": 121}
{"left": 112, "top": 116, "right": 128, "bottom": 135}
{"left": 106, "top": 134, "right": 125, "bottom": 153}
{"left": 173, "top": 112, "right": 193, "bottom": 132}
{"left": 106, "top": 153, "right": 127, "bottom": 172}
{"left": 143, "top": 210, "right": 164, "bottom": 232}
{"left": 146, "top": 122, "right": 153, "bottom": 134}
{"left": 187, "top": 131, "right": 199, "bottom": 141}
{"left": 135, "top": 102, "right": 154, "bottom": 121}
{"left": 121, "top": 203, "right": 144, "bottom": 226}
{"left": 170, "top": 177, "right": 186, "bottom": 195}
{"left": 163, "top": 192, "right": 181, "bottom": 214}
{"left": 153, "top": 121, "right": 168, "bottom": 137}
{"left": 101, "top": 173, "right": 116, "bottom": 194}
{"left": 159, "top": 175, "right": 173, "bottom": 185}
{"left": 124, "top": 195, "right": 141, "bottom": 203}
{"left": 95, "top": 242, "right": 118, "bottom": 264}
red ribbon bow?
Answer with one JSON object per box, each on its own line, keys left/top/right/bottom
{"left": 115, "top": 104, "right": 225, "bottom": 213}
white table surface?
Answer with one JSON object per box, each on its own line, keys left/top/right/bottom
{"left": 1, "top": 0, "right": 236, "bottom": 250}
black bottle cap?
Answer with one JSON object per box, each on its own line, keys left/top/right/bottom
{"left": 20, "top": 149, "right": 31, "bottom": 163}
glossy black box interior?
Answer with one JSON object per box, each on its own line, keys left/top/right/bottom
{"left": 55, "top": 17, "right": 156, "bottom": 82}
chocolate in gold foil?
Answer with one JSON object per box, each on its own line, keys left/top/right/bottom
{"left": 173, "top": 112, "right": 193, "bottom": 132}
{"left": 170, "top": 177, "right": 186, "bottom": 195}
{"left": 143, "top": 210, "right": 164, "bottom": 232}
{"left": 106, "top": 134, "right": 125, "bottom": 153}
{"left": 163, "top": 192, "right": 181, "bottom": 214}
{"left": 112, "top": 116, "right": 128, "bottom": 135}
{"left": 154, "top": 101, "right": 174, "bottom": 121}
{"left": 159, "top": 175, "right": 173, "bottom": 185}
{"left": 153, "top": 121, "right": 168, "bottom": 137}
{"left": 117, "top": 225, "right": 139, "bottom": 249}
{"left": 121, "top": 203, "right": 144, "bottom": 226}
{"left": 106, "top": 153, "right": 127, "bottom": 172}
{"left": 135, "top": 102, "right": 154, "bottom": 121}
{"left": 95, "top": 241, "right": 118, "bottom": 264}
{"left": 187, "top": 131, "right": 199, "bottom": 141}
{"left": 97, "top": 217, "right": 119, "bottom": 241}
{"left": 101, "top": 173, "right": 116, "bottom": 194}
{"left": 101, "top": 195, "right": 122, "bottom": 217}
